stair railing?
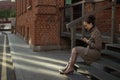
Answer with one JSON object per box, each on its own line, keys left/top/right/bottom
{"left": 60, "top": 0, "right": 116, "bottom": 49}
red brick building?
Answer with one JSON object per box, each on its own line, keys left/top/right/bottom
{"left": 16, "top": 0, "right": 64, "bottom": 51}
{"left": 0, "top": 0, "right": 15, "bottom": 10}
{"left": 15, "top": 0, "right": 120, "bottom": 51}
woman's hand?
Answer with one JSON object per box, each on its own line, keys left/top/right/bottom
{"left": 81, "top": 37, "right": 89, "bottom": 44}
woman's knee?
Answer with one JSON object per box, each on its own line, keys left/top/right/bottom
{"left": 72, "top": 47, "right": 77, "bottom": 54}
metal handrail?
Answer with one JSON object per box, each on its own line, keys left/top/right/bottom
{"left": 66, "top": 2, "right": 114, "bottom": 28}
{"left": 60, "top": 0, "right": 98, "bottom": 10}
{"left": 60, "top": 1, "right": 116, "bottom": 48}
{"left": 64, "top": 1, "right": 115, "bottom": 49}
{"left": 60, "top": 1, "right": 85, "bottom": 9}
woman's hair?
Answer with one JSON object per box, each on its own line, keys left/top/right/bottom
{"left": 85, "top": 15, "right": 96, "bottom": 27}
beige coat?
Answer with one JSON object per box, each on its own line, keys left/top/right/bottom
{"left": 75, "top": 27, "right": 102, "bottom": 64}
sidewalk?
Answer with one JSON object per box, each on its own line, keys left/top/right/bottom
{"left": 7, "top": 33, "right": 82, "bottom": 80}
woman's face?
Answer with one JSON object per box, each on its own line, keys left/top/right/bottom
{"left": 83, "top": 21, "right": 92, "bottom": 30}
{"left": 83, "top": 21, "right": 89, "bottom": 30}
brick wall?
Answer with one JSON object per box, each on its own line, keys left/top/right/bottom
{"left": 16, "top": 0, "right": 65, "bottom": 51}
{"left": 16, "top": 0, "right": 37, "bottom": 46}
{"left": 85, "top": 0, "right": 120, "bottom": 35}
{"left": 33, "top": 0, "right": 65, "bottom": 51}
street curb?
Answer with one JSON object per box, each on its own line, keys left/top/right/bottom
{"left": 7, "top": 33, "right": 24, "bottom": 80}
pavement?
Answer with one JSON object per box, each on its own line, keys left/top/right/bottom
{"left": 7, "top": 33, "right": 83, "bottom": 80}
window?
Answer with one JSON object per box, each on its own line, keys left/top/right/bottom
{"left": 65, "top": 0, "right": 72, "bottom": 4}
{"left": 64, "top": 0, "right": 82, "bottom": 22}
{"left": 65, "top": 0, "right": 72, "bottom": 22}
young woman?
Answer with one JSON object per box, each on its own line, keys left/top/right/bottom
{"left": 59, "top": 15, "right": 102, "bottom": 75}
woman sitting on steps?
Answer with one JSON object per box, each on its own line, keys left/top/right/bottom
{"left": 59, "top": 15, "right": 102, "bottom": 75}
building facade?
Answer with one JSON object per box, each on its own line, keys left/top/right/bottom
{"left": 15, "top": 0, "right": 120, "bottom": 51}
{"left": 16, "top": 0, "right": 64, "bottom": 51}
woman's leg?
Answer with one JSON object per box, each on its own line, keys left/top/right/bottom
{"left": 69, "top": 48, "right": 78, "bottom": 68}
{"left": 60, "top": 46, "right": 86, "bottom": 74}
{"left": 63, "top": 47, "right": 78, "bottom": 73}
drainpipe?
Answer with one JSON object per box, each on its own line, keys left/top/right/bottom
{"left": 111, "top": 0, "right": 116, "bottom": 43}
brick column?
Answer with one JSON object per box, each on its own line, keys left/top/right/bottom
{"left": 31, "top": 0, "right": 64, "bottom": 51}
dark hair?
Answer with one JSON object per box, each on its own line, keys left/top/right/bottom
{"left": 85, "top": 15, "right": 95, "bottom": 27}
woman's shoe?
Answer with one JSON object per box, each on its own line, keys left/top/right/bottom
{"left": 60, "top": 70, "right": 74, "bottom": 75}
{"left": 59, "top": 64, "right": 79, "bottom": 73}
{"left": 59, "top": 64, "right": 68, "bottom": 73}
{"left": 59, "top": 69, "right": 65, "bottom": 74}
{"left": 64, "top": 70, "right": 74, "bottom": 75}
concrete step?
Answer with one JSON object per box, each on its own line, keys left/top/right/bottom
{"left": 96, "top": 58, "right": 120, "bottom": 73}
{"left": 101, "top": 50, "right": 120, "bottom": 60}
{"left": 66, "top": 72, "right": 89, "bottom": 80}
{"left": 105, "top": 44, "right": 120, "bottom": 53}
{"left": 76, "top": 62, "right": 120, "bottom": 80}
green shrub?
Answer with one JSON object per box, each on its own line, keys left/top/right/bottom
{"left": 0, "top": 9, "right": 16, "bottom": 18}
